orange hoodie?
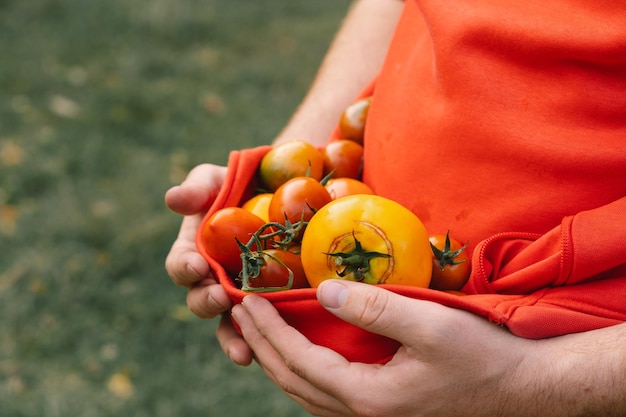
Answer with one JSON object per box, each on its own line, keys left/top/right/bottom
{"left": 360, "top": 0, "right": 626, "bottom": 338}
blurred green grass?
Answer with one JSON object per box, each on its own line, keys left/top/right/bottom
{"left": 0, "top": 1, "right": 350, "bottom": 416}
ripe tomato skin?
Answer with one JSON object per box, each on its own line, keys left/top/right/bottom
{"left": 429, "top": 233, "right": 471, "bottom": 291}
{"left": 258, "top": 139, "right": 324, "bottom": 192}
{"left": 268, "top": 177, "right": 332, "bottom": 226}
{"left": 241, "top": 193, "right": 273, "bottom": 222}
{"left": 338, "top": 97, "right": 372, "bottom": 145}
{"left": 324, "top": 178, "right": 374, "bottom": 200}
{"left": 200, "top": 207, "right": 266, "bottom": 277}
{"left": 301, "top": 194, "right": 432, "bottom": 288}
{"left": 242, "top": 249, "right": 309, "bottom": 291}
{"left": 322, "top": 139, "right": 364, "bottom": 179}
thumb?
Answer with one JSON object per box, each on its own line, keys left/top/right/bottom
{"left": 165, "top": 164, "right": 226, "bottom": 215}
{"left": 317, "top": 280, "right": 438, "bottom": 343}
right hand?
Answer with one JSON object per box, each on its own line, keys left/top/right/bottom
{"left": 164, "top": 163, "right": 254, "bottom": 365}
{"left": 233, "top": 281, "right": 533, "bottom": 416}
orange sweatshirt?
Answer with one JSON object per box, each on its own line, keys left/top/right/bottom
{"left": 358, "top": 0, "right": 626, "bottom": 337}
{"left": 199, "top": 0, "right": 626, "bottom": 362}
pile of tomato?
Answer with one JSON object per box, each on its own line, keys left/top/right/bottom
{"left": 199, "top": 97, "right": 471, "bottom": 294}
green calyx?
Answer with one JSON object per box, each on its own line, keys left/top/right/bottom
{"left": 325, "top": 231, "right": 390, "bottom": 282}
{"left": 430, "top": 230, "right": 468, "bottom": 270}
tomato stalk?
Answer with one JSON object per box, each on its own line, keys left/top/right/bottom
{"left": 236, "top": 215, "right": 307, "bottom": 292}
{"left": 325, "top": 231, "right": 390, "bottom": 282}
{"left": 430, "top": 230, "right": 468, "bottom": 270}
{"left": 320, "top": 169, "right": 334, "bottom": 186}
{"left": 238, "top": 245, "right": 294, "bottom": 293}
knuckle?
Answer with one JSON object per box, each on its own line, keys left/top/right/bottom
{"left": 164, "top": 248, "right": 188, "bottom": 287}
{"left": 283, "top": 350, "right": 309, "bottom": 380}
{"left": 186, "top": 288, "right": 215, "bottom": 319}
{"left": 273, "top": 373, "right": 299, "bottom": 397}
{"left": 353, "top": 289, "right": 393, "bottom": 332}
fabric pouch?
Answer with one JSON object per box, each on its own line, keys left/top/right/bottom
{"left": 196, "top": 146, "right": 626, "bottom": 364}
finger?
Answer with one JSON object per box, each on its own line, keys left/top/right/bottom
{"left": 165, "top": 164, "right": 226, "bottom": 215}
{"left": 232, "top": 300, "right": 353, "bottom": 416}
{"left": 317, "top": 279, "right": 451, "bottom": 344}
{"left": 165, "top": 214, "right": 210, "bottom": 287}
{"left": 186, "top": 279, "right": 232, "bottom": 318}
{"left": 238, "top": 296, "right": 436, "bottom": 417}
{"left": 254, "top": 350, "right": 350, "bottom": 417}
{"left": 216, "top": 313, "right": 255, "bottom": 366}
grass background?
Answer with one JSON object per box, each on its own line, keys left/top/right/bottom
{"left": 0, "top": 1, "right": 351, "bottom": 415}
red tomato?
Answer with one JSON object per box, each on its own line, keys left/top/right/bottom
{"left": 322, "top": 139, "right": 364, "bottom": 179}
{"left": 199, "top": 207, "right": 266, "bottom": 277}
{"left": 324, "top": 178, "right": 374, "bottom": 200}
{"left": 338, "top": 97, "right": 372, "bottom": 145}
{"left": 241, "top": 249, "right": 309, "bottom": 292}
{"left": 429, "top": 231, "right": 471, "bottom": 291}
{"left": 258, "top": 139, "right": 324, "bottom": 192}
{"left": 268, "top": 177, "right": 332, "bottom": 226}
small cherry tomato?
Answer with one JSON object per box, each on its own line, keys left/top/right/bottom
{"left": 338, "top": 97, "right": 371, "bottom": 145}
{"left": 259, "top": 139, "right": 324, "bottom": 192}
{"left": 241, "top": 249, "right": 309, "bottom": 292}
{"left": 268, "top": 177, "right": 332, "bottom": 226}
{"left": 241, "top": 193, "right": 273, "bottom": 222}
{"left": 324, "top": 178, "right": 374, "bottom": 200}
{"left": 429, "top": 231, "right": 471, "bottom": 291}
{"left": 322, "top": 139, "right": 364, "bottom": 179}
{"left": 200, "top": 207, "right": 267, "bottom": 277}
{"left": 301, "top": 194, "right": 432, "bottom": 288}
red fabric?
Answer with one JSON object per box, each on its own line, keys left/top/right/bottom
{"left": 196, "top": 1, "right": 626, "bottom": 364}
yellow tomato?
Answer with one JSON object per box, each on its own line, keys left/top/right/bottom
{"left": 241, "top": 193, "right": 273, "bottom": 222}
{"left": 324, "top": 178, "right": 374, "bottom": 200}
{"left": 300, "top": 194, "right": 432, "bottom": 288}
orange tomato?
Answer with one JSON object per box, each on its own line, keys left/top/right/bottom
{"left": 322, "top": 139, "right": 364, "bottom": 179}
{"left": 268, "top": 177, "right": 332, "bottom": 226}
{"left": 338, "top": 97, "right": 372, "bottom": 145}
{"left": 429, "top": 231, "right": 471, "bottom": 291}
{"left": 324, "top": 178, "right": 374, "bottom": 200}
{"left": 200, "top": 207, "right": 267, "bottom": 277}
{"left": 258, "top": 139, "right": 324, "bottom": 192}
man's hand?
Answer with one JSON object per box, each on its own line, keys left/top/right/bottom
{"left": 165, "top": 163, "right": 253, "bottom": 365}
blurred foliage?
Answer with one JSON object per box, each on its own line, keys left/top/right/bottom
{"left": 0, "top": 0, "right": 350, "bottom": 416}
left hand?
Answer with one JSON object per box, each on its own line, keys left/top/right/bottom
{"left": 164, "top": 163, "right": 253, "bottom": 365}
{"left": 231, "top": 279, "right": 536, "bottom": 417}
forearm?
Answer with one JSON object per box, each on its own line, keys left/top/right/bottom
{"left": 274, "top": 0, "right": 404, "bottom": 146}
{"left": 509, "top": 323, "right": 626, "bottom": 417}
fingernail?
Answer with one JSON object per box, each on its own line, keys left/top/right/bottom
{"left": 230, "top": 304, "right": 242, "bottom": 324}
{"left": 318, "top": 280, "right": 348, "bottom": 309}
{"left": 240, "top": 295, "right": 251, "bottom": 307}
